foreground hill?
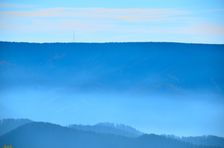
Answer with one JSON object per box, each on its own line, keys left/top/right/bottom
{"left": 0, "top": 121, "right": 222, "bottom": 148}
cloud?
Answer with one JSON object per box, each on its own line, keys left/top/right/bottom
{"left": 0, "top": 3, "right": 34, "bottom": 9}
{"left": 180, "top": 23, "right": 224, "bottom": 36}
{"left": 0, "top": 7, "right": 190, "bottom": 33}
{"left": 0, "top": 7, "right": 187, "bottom": 21}
{"left": 0, "top": 8, "right": 65, "bottom": 17}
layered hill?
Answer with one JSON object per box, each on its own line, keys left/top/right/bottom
{"left": 0, "top": 119, "right": 224, "bottom": 148}
{"left": 69, "top": 122, "right": 143, "bottom": 137}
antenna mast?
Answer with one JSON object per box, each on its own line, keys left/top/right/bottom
{"left": 73, "top": 32, "right": 75, "bottom": 42}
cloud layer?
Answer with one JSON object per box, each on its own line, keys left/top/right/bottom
{"left": 0, "top": 4, "right": 224, "bottom": 43}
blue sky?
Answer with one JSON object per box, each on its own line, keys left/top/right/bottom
{"left": 0, "top": 43, "right": 224, "bottom": 136}
{"left": 0, "top": 0, "right": 224, "bottom": 43}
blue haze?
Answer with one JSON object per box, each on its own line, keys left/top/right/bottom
{"left": 0, "top": 42, "right": 224, "bottom": 136}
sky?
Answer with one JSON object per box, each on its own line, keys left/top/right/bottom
{"left": 0, "top": 42, "right": 224, "bottom": 137}
{"left": 0, "top": 0, "right": 224, "bottom": 43}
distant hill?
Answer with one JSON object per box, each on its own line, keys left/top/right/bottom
{"left": 181, "top": 136, "right": 224, "bottom": 148}
{"left": 69, "top": 122, "right": 143, "bottom": 137}
{"left": 163, "top": 135, "right": 224, "bottom": 148}
{"left": 0, "top": 120, "right": 223, "bottom": 148}
{"left": 0, "top": 42, "right": 223, "bottom": 93}
{"left": 0, "top": 119, "right": 32, "bottom": 136}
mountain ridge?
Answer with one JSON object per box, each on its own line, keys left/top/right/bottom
{"left": 0, "top": 41, "right": 224, "bottom": 45}
{"left": 0, "top": 118, "right": 32, "bottom": 136}
{"left": 1, "top": 121, "right": 222, "bottom": 148}
{"left": 69, "top": 122, "right": 143, "bottom": 137}
{"left": 0, "top": 119, "right": 224, "bottom": 148}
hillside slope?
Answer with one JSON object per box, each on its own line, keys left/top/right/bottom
{"left": 0, "top": 122, "right": 221, "bottom": 148}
